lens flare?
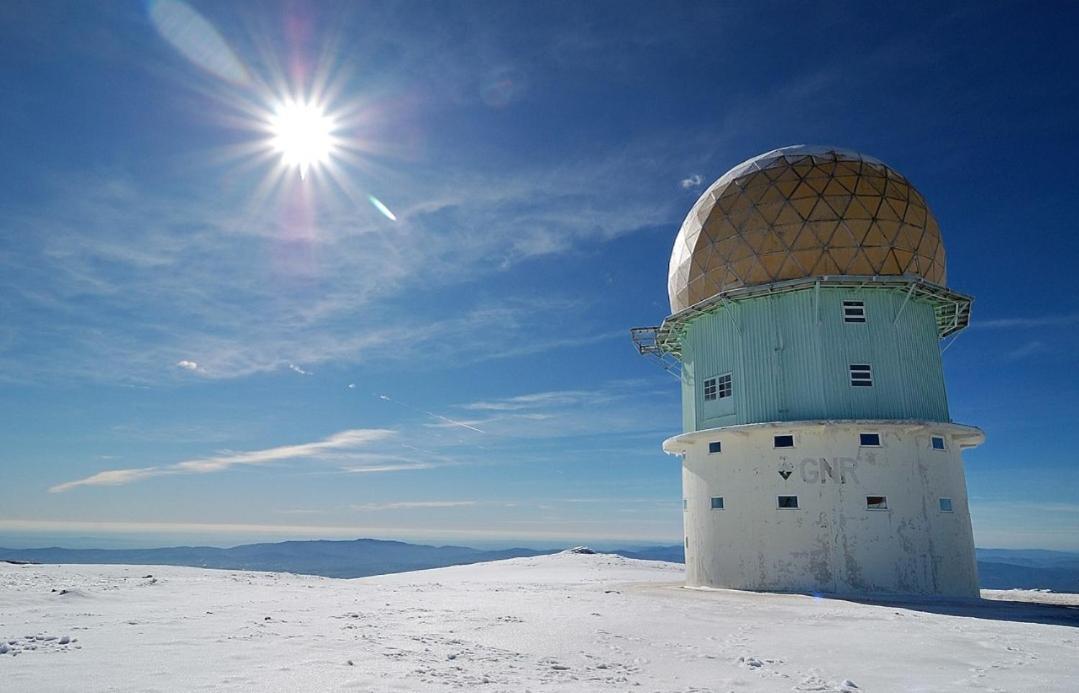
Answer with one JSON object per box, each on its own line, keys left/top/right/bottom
{"left": 270, "top": 100, "right": 336, "bottom": 178}
{"left": 367, "top": 195, "right": 397, "bottom": 221}
{"left": 147, "top": 0, "right": 250, "bottom": 84}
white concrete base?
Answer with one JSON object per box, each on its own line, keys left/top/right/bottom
{"left": 664, "top": 420, "right": 983, "bottom": 598}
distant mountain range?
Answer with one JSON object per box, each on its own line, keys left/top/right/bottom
{"left": 2, "top": 540, "right": 1077, "bottom": 591}
{"left": 973, "top": 548, "right": 1079, "bottom": 592}
{"left": 0, "top": 539, "right": 549, "bottom": 579}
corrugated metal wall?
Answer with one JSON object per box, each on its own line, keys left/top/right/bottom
{"left": 679, "top": 288, "right": 950, "bottom": 431}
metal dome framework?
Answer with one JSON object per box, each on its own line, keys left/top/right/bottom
{"left": 668, "top": 146, "right": 947, "bottom": 314}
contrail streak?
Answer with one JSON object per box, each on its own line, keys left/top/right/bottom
{"left": 377, "top": 394, "right": 485, "bottom": 434}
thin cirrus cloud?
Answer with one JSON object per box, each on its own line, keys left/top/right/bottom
{"left": 0, "top": 131, "right": 682, "bottom": 385}
{"left": 462, "top": 390, "right": 594, "bottom": 411}
{"left": 424, "top": 380, "right": 677, "bottom": 441}
{"left": 1004, "top": 340, "right": 1048, "bottom": 361}
{"left": 49, "top": 428, "right": 396, "bottom": 493}
{"left": 349, "top": 500, "right": 478, "bottom": 511}
{"left": 972, "top": 313, "right": 1079, "bottom": 330}
{"left": 460, "top": 387, "right": 621, "bottom": 412}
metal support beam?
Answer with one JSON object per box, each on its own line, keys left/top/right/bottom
{"left": 638, "top": 275, "right": 973, "bottom": 358}
{"left": 893, "top": 282, "right": 917, "bottom": 325}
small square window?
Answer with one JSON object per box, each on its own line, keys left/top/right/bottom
{"left": 717, "top": 373, "right": 733, "bottom": 399}
{"left": 931, "top": 436, "right": 946, "bottom": 450}
{"left": 708, "top": 441, "right": 722, "bottom": 454}
{"left": 866, "top": 495, "right": 888, "bottom": 510}
{"left": 777, "top": 495, "right": 799, "bottom": 509}
{"left": 703, "top": 377, "right": 717, "bottom": 401}
{"left": 859, "top": 433, "right": 881, "bottom": 447}
{"left": 773, "top": 434, "right": 795, "bottom": 448}
{"left": 939, "top": 498, "right": 953, "bottom": 512}
{"left": 843, "top": 300, "right": 866, "bottom": 323}
{"left": 849, "top": 364, "right": 873, "bottom": 387}
{"left": 710, "top": 497, "right": 725, "bottom": 510}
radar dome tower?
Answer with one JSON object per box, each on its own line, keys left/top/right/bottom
{"left": 633, "top": 146, "right": 983, "bottom": 597}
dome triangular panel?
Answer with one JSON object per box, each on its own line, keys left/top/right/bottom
{"left": 666, "top": 146, "right": 947, "bottom": 312}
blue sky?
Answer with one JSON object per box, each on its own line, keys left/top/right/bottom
{"left": 1, "top": 1, "right": 1077, "bottom": 550}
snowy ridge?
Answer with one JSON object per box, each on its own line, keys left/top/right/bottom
{"left": 2, "top": 553, "right": 1077, "bottom": 691}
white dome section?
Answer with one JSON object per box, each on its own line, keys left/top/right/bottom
{"left": 667, "top": 146, "right": 946, "bottom": 313}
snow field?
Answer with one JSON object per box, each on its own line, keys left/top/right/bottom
{"left": 1, "top": 552, "right": 1077, "bottom": 691}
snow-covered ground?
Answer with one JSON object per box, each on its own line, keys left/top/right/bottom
{"left": 2, "top": 552, "right": 1077, "bottom": 692}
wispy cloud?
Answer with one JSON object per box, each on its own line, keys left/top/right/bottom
{"left": 50, "top": 428, "right": 396, "bottom": 493}
{"left": 378, "top": 393, "right": 485, "bottom": 433}
{"left": 343, "top": 463, "right": 438, "bottom": 474}
{"left": 50, "top": 467, "right": 170, "bottom": 491}
{"left": 1004, "top": 340, "right": 1050, "bottom": 360}
{"left": 435, "top": 380, "right": 677, "bottom": 443}
{"left": 287, "top": 363, "right": 312, "bottom": 376}
{"left": 680, "top": 174, "right": 703, "bottom": 189}
{"left": 1, "top": 135, "right": 683, "bottom": 384}
{"left": 350, "top": 500, "right": 478, "bottom": 511}
{"left": 461, "top": 388, "right": 618, "bottom": 412}
{"left": 973, "top": 314, "right": 1079, "bottom": 330}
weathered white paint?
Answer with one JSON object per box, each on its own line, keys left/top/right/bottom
{"left": 664, "top": 420, "right": 984, "bottom": 598}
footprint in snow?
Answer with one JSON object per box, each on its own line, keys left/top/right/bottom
{"left": 1, "top": 634, "right": 79, "bottom": 656}
{"left": 794, "top": 673, "right": 859, "bottom": 691}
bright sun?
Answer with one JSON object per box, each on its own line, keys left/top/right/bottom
{"left": 269, "top": 100, "right": 335, "bottom": 178}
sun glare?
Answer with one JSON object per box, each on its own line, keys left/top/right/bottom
{"left": 270, "top": 100, "right": 335, "bottom": 178}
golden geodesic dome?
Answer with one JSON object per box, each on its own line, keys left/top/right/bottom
{"left": 668, "top": 146, "right": 946, "bottom": 313}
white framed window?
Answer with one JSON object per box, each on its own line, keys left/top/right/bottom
{"left": 777, "top": 495, "right": 799, "bottom": 509}
{"left": 843, "top": 300, "right": 867, "bottom": 323}
{"left": 931, "top": 435, "right": 946, "bottom": 450}
{"left": 866, "top": 495, "right": 888, "bottom": 510}
{"left": 773, "top": 434, "right": 795, "bottom": 448}
{"left": 708, "top": 441, "right": 722, "bottom": 454}
{"left": 711, "top": 497, "right": 725, "bottom": 510}
{"left": 849, "top": 364, "right": 873, "bottom": 387}
{"left": 939, "top": 498, "right": 953, "bottom": 512}
{"left": 859, "top": 432, "right": 881, "bottom": 447}
{"left": 703, "top": 377, "right": 717, "bottom": 401}
{"left": 717, "top": 373, "right": 732, "bottom": 398}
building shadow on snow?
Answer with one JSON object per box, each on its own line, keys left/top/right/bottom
{"left": 825, "top": 594, "right": 1079, "bottom": 628}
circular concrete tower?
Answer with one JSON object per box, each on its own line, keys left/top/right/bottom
{"left": 632, "top": 145, "right": 983, "bottom": 597}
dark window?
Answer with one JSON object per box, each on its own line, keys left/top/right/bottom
{"left": 849, "top": 364, "right": 873, "bottom": 387}
{"left": 866, "top": 495, "right": 888, "bottom": 510}
{"left": 703, "top": 377, "right": 717, "bottom": 401}
{"left": 717, "top": 373, "right": 732, "bottom": 398}
{"left": 777, "top": 495, "right": 799, "bottom": 509}
{"left": 708, "top": 441, "right": 722, "bottom": 454}
{"left": 773, "top": 434, "right": 795, "bottom": 448}
{"left": 843, "top": 300, "right": 867, "bottom": 323}
{"left": 939, "top": 498, "right": 953, "bottom": 512}
{"left": 859, "top": 433, "right": 881, "bottom": 446}
{"left": 682, "top": 499, "right": 688, "bottom": 511}
{"left": 711, "top": 497, "right": 725, "bottom": 510}
{"left": 931, "top": 435, "right": 946, "bottom": 450}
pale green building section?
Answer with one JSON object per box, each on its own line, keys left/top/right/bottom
{"left": 680, "top": 288, "right": 950, "bottom": 432}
